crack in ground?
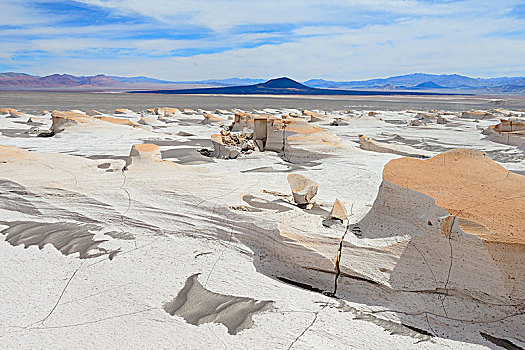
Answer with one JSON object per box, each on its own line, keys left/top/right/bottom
{"left": 287, "top": 306, "right": 327, "bottom": 350}
{"left": 22, "top": 261, "right": 84, "bottom": 329}
{"left": 440, "top": 216, "right": 456, "bottom": 318}
{"left": 287, "top": 214, "right": 353, "bottom": 349}
{"left": 27, "top": 307, "right": 160, "bottom": 330}
{"left": 410, "top": 241, "right": 439, "bottom": 288}
{"left": 371, "top": 306, "right": 525, "bottom": 324}
{"left": 119, "top": 168, "right": 132, "bottom": 216}
{"left": 424, "top": 313, "right": 437, "bottom": 337}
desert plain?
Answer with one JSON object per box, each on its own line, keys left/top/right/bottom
{"left": 1, "top": 95, "right": 525, "bottom": 349}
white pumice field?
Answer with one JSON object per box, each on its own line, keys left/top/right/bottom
{"left": 1, "top": 105, "right": 524, "bottom": 349}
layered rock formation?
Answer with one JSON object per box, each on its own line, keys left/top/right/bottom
{"left": 461, "top": 110, "right": 494, "bottom": 120}
{"left": 47, "top": 110, "right": 138, "bottom": 135}
{"left": 483, "top": 118, "right": 525, "bottom": 147}
{"left": 352, "top": 149, "right": 525, "bottom": 306}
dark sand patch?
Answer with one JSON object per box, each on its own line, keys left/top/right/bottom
{"left": 105, "top": 231, "right": 135, "bottom": 240}
{"left": 0, "top": 180, "right": 42, "bottom": 215}
{"left": 177, "top": 130, "right": 195, "bottom": 137}
{"left": 383, "top": 119, "right": 407, "bottom": 125}
{"left": 480, "top": 332, "right": 523, "bottom": 350}
{"left": 161, "top": 148, "right": 214, "bottom": 165}
{"left": 13, "top": 120, "right": 44, "bottom": 127}
{"left": 242, "top": 194, "right": 292, "bottom": 213}
{"left": 142, "top": 138, "right": 213, "bottom": 148}
{"left": 304, "top": 203, "right": 331, "bottom": 217}
{"left": 0, "top": 220, "right": 120, "bottom": 259}
{"left": 97, "top": 162, "right": 111, "bottom": 169}
{"left": 241, "top": 161, "right": 318, "bottom": 174}
{"left": 484, "top": 149, "right": 525, "bottom": 164}
{"left": 85, "top": 154, "right": 131, "bottom": 168}
{"left": 336, "top": 300, "right": 433, "bottom": 342}
{"left": 0, "top": 128, "right": 35, "bottom": 138}
{"left": 164, "top": 274, "right": 273, "bottom": 335}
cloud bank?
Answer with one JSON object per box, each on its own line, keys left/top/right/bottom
{"left": 0, "top": 0, "right": 524, "bottom": 80}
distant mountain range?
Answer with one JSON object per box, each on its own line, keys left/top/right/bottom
{"left": 1, "top": 72, "right": 524, "bottom": 93}
{"left": 0, "top": 72, "right": 185, "bottom": 88}
{"left": 0, "top": 72, "right": 121, "bottom": 88}
{"left": 134, "top": 77, "right": 448, "bottom": 96}
{"left": 179, "top": 78, "right": 266, "bottom": 86}
{"left": 108, "top": 75, "right": 175, "bottom": 84}
{"left": 303, "top": 73, "right": 525, "bottom": 93}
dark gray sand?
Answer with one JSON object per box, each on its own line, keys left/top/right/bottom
{"left": 164, "top": 274, "right": 273, "bottom": 335}
{"left": 0, "top": 221, "right": 120, "bottom": 259}
{"left": 2, "top": 91, "right": 525, "bottom": 114}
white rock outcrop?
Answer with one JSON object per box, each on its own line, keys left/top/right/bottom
{"left": 359, "top": 134, "right": 433, "bottom": 158}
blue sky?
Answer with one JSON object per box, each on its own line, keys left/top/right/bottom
{"left": 0, "top": 0, "right": 524, "bottom": 80}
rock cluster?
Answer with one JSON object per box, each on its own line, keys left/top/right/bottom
{"left": 0, "top": 108, "right": 25, "bottom": 118}
{"left": 205, "top": 129, "right": 256, "bottom": 159}
{"left": 408, "top": 111, "right": 452, "bottom": 126}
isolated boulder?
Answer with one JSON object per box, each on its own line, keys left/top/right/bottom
{"left": 461, "top": 110, "right": 493, "bottom": 120}
{"left": 330, "top": 198, "right": 347, "bottom": 221}
{"left": 87, "top": 110, "right": 103, "bottom": 116}
{"left": 287, "top": 174, "right": 318, "bottom": 206}
{"left": 437, "top": 115, "right": 448, "bottom": 124}
{"left": 155, "top": 107, "right": 179, "bottom": 116}
{"left": 114, "top": 108, "right": 134, "bottom": 115}
{"left": 49, "top": 110, "right": 90, "bottom": 134}
{"left": 129, "top": 143, "right": 162, "bottom": 161}
{"left": 408, "top": 119, "right": 423, "bottom": 126}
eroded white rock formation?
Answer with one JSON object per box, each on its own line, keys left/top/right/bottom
{"left": 483, "top": 118, "right": 525, "bottom": 147}
{"left": 359, "top": 134, "right": 434, "bottom": 158}
{"left": 287, "top": 173, "right": 318, "bottom": 206}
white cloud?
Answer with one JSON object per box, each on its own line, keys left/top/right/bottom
{"left": 1, "top": 0, "right": 524, "bottom": 79}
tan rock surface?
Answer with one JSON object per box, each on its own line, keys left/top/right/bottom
{"left": 155, "top": 107, "right": 180, "bottom": 116}
{"left": 114, "top": 108, "right": 134, "bottom": 114}
{"left": 330, "top": 198, "right": 347, "bottom": 221}
{"left": 383, "top": 148, "right": 525, "bottom": 244}
{"left": 0, "top": 108, "right": 24, "bottom": 118}
{"left": 130, "top": 143, "right": 162, "bottom": 161}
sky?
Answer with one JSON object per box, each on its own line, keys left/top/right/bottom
{"left": 0, "top": 0, "right": 524, "bottom": 81}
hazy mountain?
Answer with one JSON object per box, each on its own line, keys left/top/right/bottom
{"left": 181, "top": 78, "right": 266, "bottom": 86}
{"left": 0, "top": 73, "right": 120, "bottom": 88}
{"left": 413, "top": 81, "right": 446, "bottom": 89}
{"left": 109, "top": 76, "right": 175, "bottom": 84}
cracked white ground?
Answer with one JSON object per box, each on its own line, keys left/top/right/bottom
{"left": 0, "top": 105, "right": 524, "bottom": 349}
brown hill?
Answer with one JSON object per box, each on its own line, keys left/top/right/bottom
{"left": 0, "top": 72, "right": 120, "bottom": 88}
